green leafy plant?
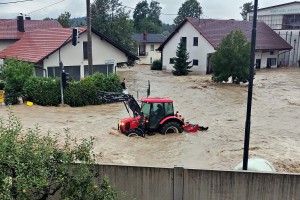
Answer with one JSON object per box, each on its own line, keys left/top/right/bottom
{"left": 211, "top": 30, "right": 251, "bottom": 84}
{"left": 2, "top": 59, "right": 34, "bottom": 105}
{"left": 0, "top": 110, "right": 117, "bottom": 200}
{"left": 151, "top": 59, "right": 162, "bottom": 70}
{"left": 23, "top": 77, "right": 61, "bottom": 106}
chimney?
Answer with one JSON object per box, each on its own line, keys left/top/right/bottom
{"left": 143, "top": 31, "right": 147, "bottom": 40}
{"left": 25, "top": 16, "right": 31, "bottom": 20}
{"left": 17, "top": 16, "right": 25, "bottom": 32}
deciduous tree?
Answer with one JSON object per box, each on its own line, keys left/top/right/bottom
{"left": 91, "top": 0, "right": 136, "bottom": 53}
{"left": 240, "top": 2, "right": 254, "bottom": 20}
{"left": 211, "top": 30, "right": 251, "bottom": 84}
{"left": 133, "top": 0, "right": 162, "bottom": 33}
{"left": 173, "top": 0, "right": 202, "bottom": 27}
{"left": 57, "top": 11, "right": 72, "bottom": 28}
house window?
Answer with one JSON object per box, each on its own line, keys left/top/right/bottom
{"left": 150, "top": 44, "right": 154, "bottom": 51}
{"left": 267, "top": 58, "right": 276, "bottom": 68}
{"left": 270, "top": 51, "right": 274, "bottom": 55}
{"left": 170, "top": 58, "right": 174, "bottom": 64}
{"left": 193, "top": 37, "right": 198, "bottom": 46}
{"left": 150, "top": 57, "right": 153, "bottom": 64}
{"left": 181, "top": 37, "right": 187, "bottom": 48}
{"left": 83, "top": 41, "right": 88, "bottom": 60}
{"left": 193, "top": 59, "right": 198, "bottom": 66}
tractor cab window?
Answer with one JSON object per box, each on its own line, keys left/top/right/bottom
{"left": 164, "top": 102, "right": 174, "bottom": 116}
{"left": 141, "top": 102, "right": 150, "bottom": 117}
{"left": 150, "top": 103, "right": 165, "bottom": 129}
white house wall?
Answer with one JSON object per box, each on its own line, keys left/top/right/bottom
{"left": 0, "top": 39, "right": 17, "bottom": 64}
{"left": 138, "top": 43, "right": 162, "bottom": 65}
{"left": 43, "top": 31, "right": 128, "bottom": 78}
{"left": 255, "top": 50, "right": 279, "bottom": 68}
{"left": 162, "top": 22, "right": 215, "bottom": 74}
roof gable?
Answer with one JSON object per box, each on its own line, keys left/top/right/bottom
{"left": 158, "top": 17, "right": 292, "bottom": 51}
{"left": 132, "top": 33, "right": 167, "bottom": 43}
{"left": 0, "top": 19, "right": 62, "bottom": 40}
{"left": 0, "top": 27, "right": 138, "bottom": 63}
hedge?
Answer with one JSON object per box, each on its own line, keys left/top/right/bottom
{"left": 23, "top": 73, "right": 122, "bottom": 107}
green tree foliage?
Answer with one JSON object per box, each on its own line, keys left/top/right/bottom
{"left": 172, "top": 42, "right": 192, "bottom": 76}
{"left": 240, "top": 2, "right": 254, "bottom": 20}
{"left": 91, "top": 0, "right": 137, "bottom": 53}
{"left": 211, "top": 30, "right": 251, "bottom": 84}
{"left": 173, "top": 0, "right": 202, "bottom": 27}
{"left": 23, "top": 73, "right": 122, "bottom": 107}
{"left": 2, "top": 59, "right": 34, "bottom": 105}
{"left": 0, "top": 111, "right": 117, "bottom": 199}
{"left": 151, "top": 59, "right": 162, "bottom": 70}
{"left": 133, "top": 0, "right": 162, "bottom": 33}
{"left": 57, "top": 11, "right": 72, "bottom": 28}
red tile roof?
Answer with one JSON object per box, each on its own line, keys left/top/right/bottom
{"left": 0, "top": 27, "right": 138, "bottom": 63}
{"left": 0, "top": 27, "right": 85, "bottom": 63}
{"left": 0, "top": 19, "right": 62, "bottom": 39}
{"left": 158, "top": 18, "right": 292, "bottom": 51}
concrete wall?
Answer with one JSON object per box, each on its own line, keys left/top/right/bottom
{"left": 94, "top": 164, "right": 300, "bottom": 200}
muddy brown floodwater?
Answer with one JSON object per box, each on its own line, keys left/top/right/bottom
{"left": 1, "top": 65, "right": 300, "bottom": 173}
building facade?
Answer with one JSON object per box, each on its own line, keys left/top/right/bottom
{"left": 132, "top": 33, "right": 167, "bottom": 65}
{"left": 0, "top": 28, "right": 138, "bottom": 80}
{"left": 248, "top": 2, "right": 300, "bottom": 66}
{"left": 158, "top": 18, "right": 292, "bottom": 74}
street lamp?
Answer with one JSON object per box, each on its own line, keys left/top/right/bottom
{"left": 242, "top": 0, "right": 258, "bottom": 170}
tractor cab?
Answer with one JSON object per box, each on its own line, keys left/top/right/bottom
{"left": 140, "top": 98, "right": 181, "bottom": 130}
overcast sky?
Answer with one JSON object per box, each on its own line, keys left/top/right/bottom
{"left": 0, "top": 0, "right": 294, "bottom": 23}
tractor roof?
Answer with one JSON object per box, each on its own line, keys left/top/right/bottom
{"left": 141, "top": 98, "right": 173, "bottom": 103}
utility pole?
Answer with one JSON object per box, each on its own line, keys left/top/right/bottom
{"left": 243, "top": 0, "right": 258, "bottom": 170}
{"left": 86, "top": 0, "right": 93, "bottom": 75}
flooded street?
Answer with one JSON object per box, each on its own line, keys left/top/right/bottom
{"left": 1, "top": 65, "right": 300, "bottom": 172}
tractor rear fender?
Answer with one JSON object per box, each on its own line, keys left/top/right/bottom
{"left": 159, "top": 116, "right": 184, "bottom": 126}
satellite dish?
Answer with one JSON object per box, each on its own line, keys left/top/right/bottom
{"left": 234, "top": 158, "right": 276, "bottom": 172}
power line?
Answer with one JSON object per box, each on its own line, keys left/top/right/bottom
{"left": 0, "top": 0, "right": 33, "bottom": 5}
{"left": 26, "top": 0, "right": 66, "bottom": 14}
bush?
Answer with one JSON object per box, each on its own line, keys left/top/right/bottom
{"left": 0, "top": 111, "right": 117, "bottom": 199}
{"left": 211, "top": 30, "right": 251, "bottom": 84}
{"left": 0, "top": 82, "right": 5, "bottom": 90}
{"left": 151, "top": 59, "right": 162, "bottom": 70}
{"left": 23, "top": 77, "right": 61, "bottom": 106}
{"left": 2, "top": 59, "right": 34, "bottom": 104}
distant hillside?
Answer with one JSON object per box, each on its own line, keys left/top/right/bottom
{"left": 71, "top": 17, "right": 86, "bottom": 26}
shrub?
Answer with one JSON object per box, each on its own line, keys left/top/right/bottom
{"left": 0, "top": 82, "right": 5, "bottom": 90}
{"left": 151, "top": 59, "right": 162, "bottom": 70}
{"left": 0, "top": 111, "right": 117, "bottom": 199}
{"left": 23, "top": 77, "right": 61, "bottom": 106}
{"left": 2, "top": 59, "right": 34, "bottom": 104}
{"left": 211, "top": 30, "right": 251, "bottom": 84}
{"left": 172, "top": 42, "right": 192, "bottom": 76}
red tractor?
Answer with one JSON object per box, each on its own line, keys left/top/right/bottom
{"left": 97, "top": 91, "right": 208, "bottom": 137}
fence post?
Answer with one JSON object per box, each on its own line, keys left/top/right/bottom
{"left": 174, "top": 165, "right": 184, "bottom": 200}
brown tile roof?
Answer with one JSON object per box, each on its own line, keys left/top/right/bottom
{"left": 158, "top": 18, "right": 292, "bottom": 51}
{"left": 0, "top": 19, "right": 62, "bottom": 39}
{"left": 0, "top": 27, "right": 138, "bottom": 63}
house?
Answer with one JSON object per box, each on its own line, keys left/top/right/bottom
{"left": 248, "top": 1, "right": 300, "bottom": 66}
{"left": 157, "top": 17, "right": 293, "bottom": 74}
{"left": 0, "top": 27, "right": 138, "bottom": 81}
{"left": 0, "top": 16, "right": 62, "bottom": 64}
{"left": 132, "top": 32, "right": 167, "bottom": 65}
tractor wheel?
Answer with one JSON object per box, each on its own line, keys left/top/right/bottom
{"left": 160, "top": 121, "right": 183, "bottom": 135}
{"left": 126, "top": 128, "right": 145, "bottom": 137}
